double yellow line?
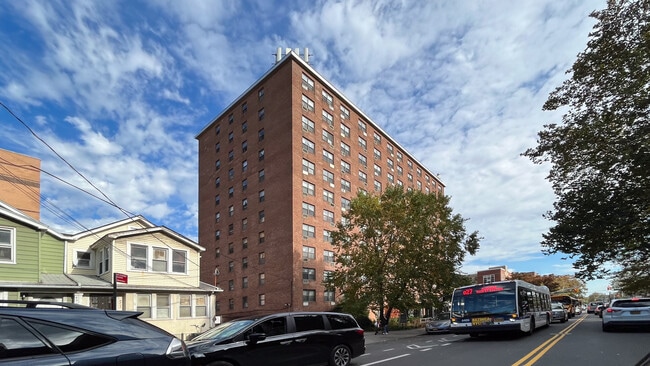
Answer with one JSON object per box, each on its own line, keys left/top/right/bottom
{"left": 512, "top": 315, "right": 586, "bottom": 366}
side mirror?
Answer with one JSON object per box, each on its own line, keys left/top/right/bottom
{"left": 247, "top": 333, "right": 266, "bottom": 345}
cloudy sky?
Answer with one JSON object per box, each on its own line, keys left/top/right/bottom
{"left": 0, "top": 0, "right": 612, "bottom": 294}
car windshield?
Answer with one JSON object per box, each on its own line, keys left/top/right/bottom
{"left": 191, "top": 319, "right": 254, "bottom": 342}
{"left": 613, "top": 299, "right": 650, "bottom": 308}
{"left": 435, "top": 313, "right": 450, "bottom": 320}
{"left": 552, "top": 303, "right": 564, "bottom": 310}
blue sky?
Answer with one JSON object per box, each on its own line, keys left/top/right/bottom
{"left": 0, "top": 0, "right": 613, "bottom": 295}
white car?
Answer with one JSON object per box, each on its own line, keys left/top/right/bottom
{"left": 602, "top": 297, "right": 650, "bottom": 332}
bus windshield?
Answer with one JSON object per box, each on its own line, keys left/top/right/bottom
{"left": 451, "top": 282, "right": 517, "bottom": 317}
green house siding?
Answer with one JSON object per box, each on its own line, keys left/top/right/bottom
{"left": 0, "top": 217, "right": 65, "bottom": 282}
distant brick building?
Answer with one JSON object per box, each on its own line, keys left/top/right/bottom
{"left": 196, "top": 50, "right": 445, "bottom": 320}
{"left": 0, "top": 149, "right": 41, "bottom": 220}
{"left": 475, "top": 265, "right": 511, "bottom": 284}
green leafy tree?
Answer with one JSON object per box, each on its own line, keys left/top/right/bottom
{"left": 524, "top": 0, "right": 650, "bottom": 291}
{"left": 327, "top": 186, "right": 480, "bottom": 325}
{"left": 508, "top": 272, "right": 561, "bottom": 293}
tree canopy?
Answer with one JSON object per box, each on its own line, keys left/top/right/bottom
{"left": 524, "top": 0, "right": 650, "bottom": 293}
{"left": 327, "top": 186, "right": 480, "bottom": 323}
{"left": 509, "top": 272, "right": 586, "bottom": 296}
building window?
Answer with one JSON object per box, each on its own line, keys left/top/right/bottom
{"left": 215, "top": 124, "right": 221, "bottom": 135}
{"left": 215, "top": 160, "right": 221, "bottom": 170}
{"left": 302, "top": 202, "right": 315, "bottom": 217}
{"left": 374, "top": 164, "right": 382, "bottom": 177}
{"left": 302, "top": 180, "right": 315, "bottom": 196}
{"left": 229, "top": 298, "right": 234, "bottom": 310}
{"left": 340, "top": 105, "right": 350, "bottom": 120}
{"left": 73, "top": 250, "right": 93, "bottom": 268}
{"left": 242, "top": 277, "right": 249, "bottom": 288}
{"left": 397, "top": 151, "right": 403, "bottom": 162}
{"left": 340, "top": 123, "right": 350, "bottom": 138}
{"left": 322, "top": 149, "right": 334, "bottom": 164}
{"left": 374, "top": 180, "right": 382, "bottom": 192}
{"left": 303, "top": 290, "right": 316, "bottom": 302}
{"left": 324, "top": 250, "right": 335, "bottom": 264}
{"left": 358, "top": 137, "right": 367, "bottom": 151}
{"left": 180, "top": 294, "right": 193, "bottom": 317}
{"left": 408, "top": 173, "right": 413, "bottom": 182}
{"left": 359, "top": 171, "right": 367, "bottom": 184}
{"left": 258, "top": 108, "right": 265, "bottom": 121}
{"left": 322, "top": 90, "right": 333, "bottom": 108}
{"left": 229, "top": 205, "right": 234, "bottom": 217}
{"left": 341, "top": 179, "right": 351, "bottom": 193}
{"left": 242, "top": 257, "right": 248, "bottom": 269}
{"left": 258, "top": 149, "right": 265, "bottom": 161}
{"left": 228, "top": 113, "right": 234, "bottom": 124}
{"left": 373, "top": 132, "right": 381, "bottom": 145}
{"left": 358, "top": 120, "right": 367, "bottom": 134}
{"left": 130, "top": 244, "right": 148, "bottom": 270}
{"left": 323, "top": 189, "right": 334, "bottom": 205}
{"left": 302, "top": 73, "right": 315, "bottom": 91}
{"left": 259, "top": 273, "right": 266, "bottom": 285}
{"left": 242, "top": 198, "right": 248, "bottom": 210}
{"left": 228, "top": 168, "right": 234, "bottom": 180}
{"left": 215, "top": 230, "right": 221, "bottom": 240}
{"left": 242, "top": 140, "right": 248, "bottom": 152}
{"left": 243, "top": 296, "right": 249, "bottom": 308}
{"left": 397, "top": 166, "right": 403, "bottom": 176}
{"left": 259, "top": 231, "right": 265, "bottom": 244}
{"left": 341, "top": 197, "right": 350, "bottom": 211}
{"left": 242, "top": 218, "right": 248, "bottom": 230}
{"left": 322, "top": 110, "right": 333, "bottom": 128}
{"left": 258, "top": 210, "right": 265, "bottom": 223}
{"left": 324, "top": 290, "right": 335, "bottom": 302}
{"left": 215, "top": 212, "right": 221, "bottom": 223}
{"left": 483, "top": 274, "right": 495, "bottom": 284}
{"left": 340, "top": 141, "right": 350, "bottom": 157}
{"left": 323, "top": 210, "right": 335, "bottom": 225}
{"left": 324, "top": 270, "right": 333, "bottom": 281}
{"left": 259, "top": 252, "right": 265, "bottom": 264}
{"left": 407, "top": 160, "right": 413, "bottom": 169}
{"left": 99, "top": 247, "right": 109, "bottom": 274}
{"left": 387, "top": 158, "right": 394, "bottom": 170}
{"left": 228, "top": 186, "right": 234, "bottom": 198}
{"left": 215, "top": 142, "right": 220, "bottom": 152}
{"left": 302, "top": 159, "right": 315, "bottom": 175}
{"left": 258, "top": 169, "right": 265, "bottom": 182}
{"left": 373, "top": 148, "right": 381, "bottom": 160}
{"left": 215, "top": 177, "right": 221, "bottom": 188}
{"left": 137, "top": 294, "right": 152, "bottom": 318}
{"left": 258, "top": 87, "right": 264, "bottom": 101}
{"left": 387, "top": 143, "right": 394, "bottom": 155}
{"left": 302, "top": 224, "right": 315, "bottom": 238}
{"left": 258, "top": 129, "right": 265, "bottom": 141}
{"left": 228, "top": 131, "right": 234, "bottom": 142}
{"left": 302, "top": 246, "right": 315, "bottom": 260}
{"left": 228, "top": 150, "right": 234, "bottom": 161}
{"left": 322, "top": 130, "right": 334, "bottom": 145}
{"left": 242, "top": 237, "right": 248, "bottom": 249}
{"left": 242, "top": 121, "right": 248, "bottom": 133}
{"left": 302, "top": 116, "right": 315, "bottom": 133}
{"left": 303, "top": 267, "right": 316, "bottom": 281}
{"left": 341, "top": 160, "right": 350, "bottom": 174}
{"left": 302, "top": 137, "right": 315, "bottom": 154}
{"left": 242, "top": 160, "right": 248, "bottom": 172}
{"left": 358, "top": 153, "right": 367, "bottom": 167}
{"left": 259, "top": 294, "right": 266, "bottom": 306}
{"left": 323, "top": 230, "right": 333, "bottom": 243}
{"left": 242, "top": 179, "right": 248, "bottom": 191}
{"left": 259, "top": 190, "right": 265, "bottom": 202}
{"left": 323, "top": 169, "right": 334, "bottom": 185}
{"left": 302, "top": 95, "right": 315, "bottom": 112}
{"left": 229, "top": 261, "right": 234, "bottom": 272}
{"left": 228, "top": 242, "right": 234, "bottom": 254}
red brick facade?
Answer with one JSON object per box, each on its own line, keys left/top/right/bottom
{"left": 196, "top": 53, "right": 444, "bottom": 320}
{"left": 0, "top": 149, "right": 41, "bottom": 220}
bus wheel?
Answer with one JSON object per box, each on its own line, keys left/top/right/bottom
{"left": 469, "top": 333, "right": 479, "bottom": 338}
{"left": 528, "top": 318, "right": 535, "bottom": 336}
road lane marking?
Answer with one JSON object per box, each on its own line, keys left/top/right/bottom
{"left": 361, "top": 353, "right": 411, "bottom": 366}
{"left": 512, "top": 315, "right": 586, "bottom": 366}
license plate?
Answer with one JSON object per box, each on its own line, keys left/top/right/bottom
{"left": 630, "top": 310, "right": 641, "bottom": 315}
{"left": 471, "top": 317, "right": 491, "bottom": 326}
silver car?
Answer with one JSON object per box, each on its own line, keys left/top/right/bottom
{"left": 551, "top": 302, "right": 568, "bottom": 323}
{"left": 602, "top": 297, "right": 650, "bottom": 332}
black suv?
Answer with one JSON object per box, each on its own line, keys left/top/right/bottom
{"left": 188, "top": 311, "right": 365, "bottom": 366}
{"left": 0, "top": 300, "right": 190, "bottom": 365}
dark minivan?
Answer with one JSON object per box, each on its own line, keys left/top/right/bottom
{"left": 187, "top": 311, "right": 365, "bottom": 366}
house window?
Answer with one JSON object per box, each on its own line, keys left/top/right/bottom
{"left": 302, "top": 224, "right": 315, "bottom": 238}
{"left": 259, "top": 294, "right": 266, "bottom": 306}
{"left": 302, "top": 95, "right": 315, "bottom": 112}
{"left": 302, "top": 267, "right": 316, "bottom": 281}
{"left": 173, "top": 250, "right": 187, "bottom": 273}
{"left": 302, "top": 202, "right": 315, "bottom": 217}
{"left": 196, "top": 296, "right": 207, "bottom": 316}
{"left": 322, "top": 130, "right": 334, "bottom": 145}
{"left": 137, "top": 294, "right": 152, "bottom": 318}
{"left": 179, "top": 294, "right": 192, "bottom": 317}
{"left": 302, "top": 73, "right": 315, "bottom": 91}
{"left": 340, "top": 123, "right": 350, "bottom": 138}
{"left": 340, "top": 142, "right": 350, "bottom": 157}
{"left": 73, "top": 250, "right": 93, "bottom": 268}
{"left": 302, "top": 159, "right": 315, "bottom": 175}
{"left": 152, "top": 247, "right": 168, "bottom": 272}
{"left": 99, "top": 247, "right": 109, "bottom": 274}
{"left": 302, "top": 246, "right": 315, "bottom": 260}
{"left": 322, "top": 110, "right": 333, "bottom": 128}
{"left": 323, "top": 169, "right": 334, "bottom": 184}
{"left": 302, "top": 180, "right": 315, "bottom": 196}
{"left": 302, "top": 137, "right": 315, "bottom": 154}
{"left": 324, "top": 291, "right": 335, "bottom": 302}
{"left": 303, "top": 290, "right": 316, "bottom": 302}
{"left": 322, "top": 149, "right": 334, "bottom": 165}
{"left": 156, "top": 294, "right": 170, "bottom": 318}
{"left": 302, "top": 116, "right": 315, "bottom": 133}
{"left": 130, "top": 244, "right": 147, "bottom": 270}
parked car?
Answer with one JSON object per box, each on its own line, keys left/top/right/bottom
{"left": 187, "top": 311, "right": 365, "bottom": 366}
{"left": 588, "top": 301, "right": 604, "bottom": 314}
{"left": 551, "top": 302, "right": 568, "bottom": 323}
{"left": 425, "top": 313, "right": 451, "bottom": 334}
{"left": 602, "top": 297, "right": 650, "bottom": 332}
{"left": 0, "top": 300, "right": 190, "bottom": 365}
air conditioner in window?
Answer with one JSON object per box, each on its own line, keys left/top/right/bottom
{"left": 303, "top": 279, "right": 310, "bottom": 284}
{"left": 303, "top": 301, "right": 309, "bottom": 306}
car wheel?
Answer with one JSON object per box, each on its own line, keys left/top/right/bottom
{"left": 527, "top": 317, "right": 535, "bottom": 336}
{"left": 329, "top": 344, "right": 351, "bottom": 366}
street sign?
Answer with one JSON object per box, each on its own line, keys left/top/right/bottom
{"left": 115, "top": 273, "right": 128, "bottom": 284}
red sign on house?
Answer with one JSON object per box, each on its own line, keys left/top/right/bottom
{"left": 115, "top": 273, "right": 128, "bottom": 284}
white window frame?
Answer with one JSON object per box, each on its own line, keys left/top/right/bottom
{"left": 0, "top": 227, "right": 16, "bottom": 264}
{"left": 73, "top": 249, "right": 94, "bottom": 269}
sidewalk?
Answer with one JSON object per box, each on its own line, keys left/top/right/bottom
{"left": 364, "top": 327, "right": 426, "bottom": 344}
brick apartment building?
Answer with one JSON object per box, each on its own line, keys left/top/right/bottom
{"left": 196, "top": 49, "right": 445, "bottom": 320}
{"left": 0, "top": 149, "right": 41, "bottom": 220}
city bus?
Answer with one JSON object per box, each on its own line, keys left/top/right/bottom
{"left": 450, "top": 280, "right": 551, "bottom": 337}
{"left": 551, "top": 295, "right": 580, "bottom": 318}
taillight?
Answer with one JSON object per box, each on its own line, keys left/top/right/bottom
{"left": 606, "top": 308, "right": 618, "bottom": 313}
{"left": 355, "top": 329, "right": 364, "bottom": 336}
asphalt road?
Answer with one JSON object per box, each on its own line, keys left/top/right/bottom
{"left": 353, "top": 314, "right": 650, "bottom": 366}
